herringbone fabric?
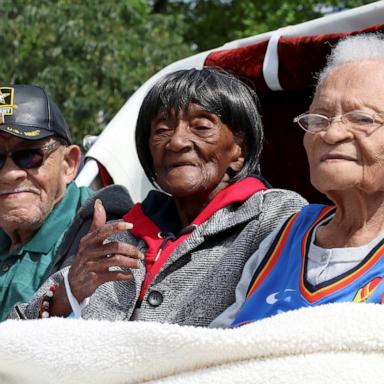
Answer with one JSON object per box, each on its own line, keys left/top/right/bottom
{"left": 13, "top": 189, "right": 306, "bottom": 326}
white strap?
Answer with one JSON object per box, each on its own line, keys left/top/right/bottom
{"left": 63, "top": 269, "right": 90, "bottom": 319}
{"left": 263, "top": 28, "right": 285, "bottom": 91}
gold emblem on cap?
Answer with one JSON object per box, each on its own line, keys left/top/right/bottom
{"left": 0, "top": 89, "right": 11, "bottom": 105}
{"left": 0, "top": 87, "right": 16, "bottom": 118}
{"left": 25, "top": 130, "right": 41, "bottom": 137}
{"left": 5, "top": 126, "right": 21, "bottom": 135}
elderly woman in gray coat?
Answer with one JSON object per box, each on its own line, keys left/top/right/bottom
{"left": 12, "top": 68, "right": 306, "bottom": 326}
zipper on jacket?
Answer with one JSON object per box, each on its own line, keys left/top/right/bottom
{"left": 154, "top": 225, "right": 197, "bottom": 262}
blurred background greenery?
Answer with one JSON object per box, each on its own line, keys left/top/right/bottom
{"left": 0, "top": 0, "right": 375, "bottom": 144}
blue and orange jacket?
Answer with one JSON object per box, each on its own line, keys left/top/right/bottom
{"left": 233, "top": 204, "right": 384, "bottom": 327}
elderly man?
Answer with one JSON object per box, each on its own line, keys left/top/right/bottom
{"left": 211, "top": 33, "right": 384, "bottom": 328}
{"left": 0, "top": 84, "right": 93, "bottom": 321}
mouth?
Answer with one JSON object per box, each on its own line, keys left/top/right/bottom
{"left": 168, "top": 161, "right": 196, "bottom": 169}
{"left": 0, "top": 188, "right": 39, "bottom": 197}
{"left": 320, "top": 154, "right": 357, "bottom": 162}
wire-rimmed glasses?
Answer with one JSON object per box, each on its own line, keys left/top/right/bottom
{"left": 293, "top": 111, "right": 384, "bottom": 134}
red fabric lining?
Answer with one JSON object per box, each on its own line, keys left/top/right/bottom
{"left": 278, "top": 25, "right": 384, "bottom": 90}
{"left": 97, "top": 162, "right": 114, "bottom": 187}
{"left": 123, "top": 177, "right": 267, "bottom": 299}
{"left": 205, "top": 24, "right": 384, "bottom": 92}
{"left": 206, "top": 41, "right": 269, "bottom": 90}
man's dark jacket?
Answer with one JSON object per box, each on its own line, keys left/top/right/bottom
{"left": 48, "top": 185, "right": 133, "bottom": 275}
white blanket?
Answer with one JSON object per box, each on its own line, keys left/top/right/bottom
{"left": 0, "top": 303, "right": 383, "bottom": 384}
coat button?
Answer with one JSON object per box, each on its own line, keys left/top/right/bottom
{"left": 1, "top": 264, "right": 9, "bottom": 272}
{"left": 147, "top": 290, "right": 163, "bottom": 307}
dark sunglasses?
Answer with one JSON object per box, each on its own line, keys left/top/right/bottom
{"left": 0, "top": 141, "right": 62, "bottom": 170}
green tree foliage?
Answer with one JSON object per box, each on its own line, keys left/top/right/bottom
{"left": 0, "top": 0, "right": 377, "bottom": 142}
{"left": 0, "top": 0, "right": 192, "bottom": 143}
{"left": 165, "top": 0, "right": 377, "bottom": 51}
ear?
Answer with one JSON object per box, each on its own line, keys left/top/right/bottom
{"left": 229, "top": 144, "right": 245, "bottom": 173}
{"left": 62, "top": 145, "right": 82, "bottom": 184}
{"left": 229, "top": 133, "right": 246, "bottom": 173}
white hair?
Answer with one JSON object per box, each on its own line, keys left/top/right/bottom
{"left": 318, "top": 33, "right": 384, "bottom": 84}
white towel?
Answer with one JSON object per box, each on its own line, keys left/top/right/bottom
{"left": 0, "top": 303, "right": 383, "bottom": 384}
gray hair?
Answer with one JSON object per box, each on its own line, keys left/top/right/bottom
{"left": 318, "top": 33, "right": 384, "bottom": 84}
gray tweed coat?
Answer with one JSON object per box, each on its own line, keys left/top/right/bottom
{"left": 12, "top": 189, "right": 306, "bottom": 327}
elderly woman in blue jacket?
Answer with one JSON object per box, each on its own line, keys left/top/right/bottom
{"left": 211, "top": 34, "right": 384, "bottom": 328}
{"left": 13, "top": 68, "right": 305, "bottom": 326}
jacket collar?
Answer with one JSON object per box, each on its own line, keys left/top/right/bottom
{"left": 125, "top": 176, "right": 267, "bottom": 239}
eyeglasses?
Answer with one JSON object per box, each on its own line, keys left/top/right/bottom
{"left": 0, "top": 141, "right": 62, "bottom": 170}
{"left": 293, "top": 111, "right": 384, "bottom": 134}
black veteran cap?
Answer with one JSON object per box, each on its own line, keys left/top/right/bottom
{"left": 0, "top": 84, "right": 72, "bottom": 143}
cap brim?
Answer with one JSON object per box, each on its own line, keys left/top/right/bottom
{"left": 0, "top": 124, "right": 54, "bottom": 141}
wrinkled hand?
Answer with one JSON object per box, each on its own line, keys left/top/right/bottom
{"left": 68, "top": 199, "right": 143, "bottom": 303}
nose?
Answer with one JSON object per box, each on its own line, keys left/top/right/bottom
{"left": 0, "top": 156, "right": 28, "bottom": 182}
{"left": 319, "top": 118, "right": 353, "bottom": 144}
{"left": 166, "top": 122, "right": 193, "bottom": 152}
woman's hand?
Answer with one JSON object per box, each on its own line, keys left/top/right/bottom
{"left": 50, "top": 199, "right": 142, "bottom": 317}
{"left": 69, "top": 198, "right": 142, "bottom": 303}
